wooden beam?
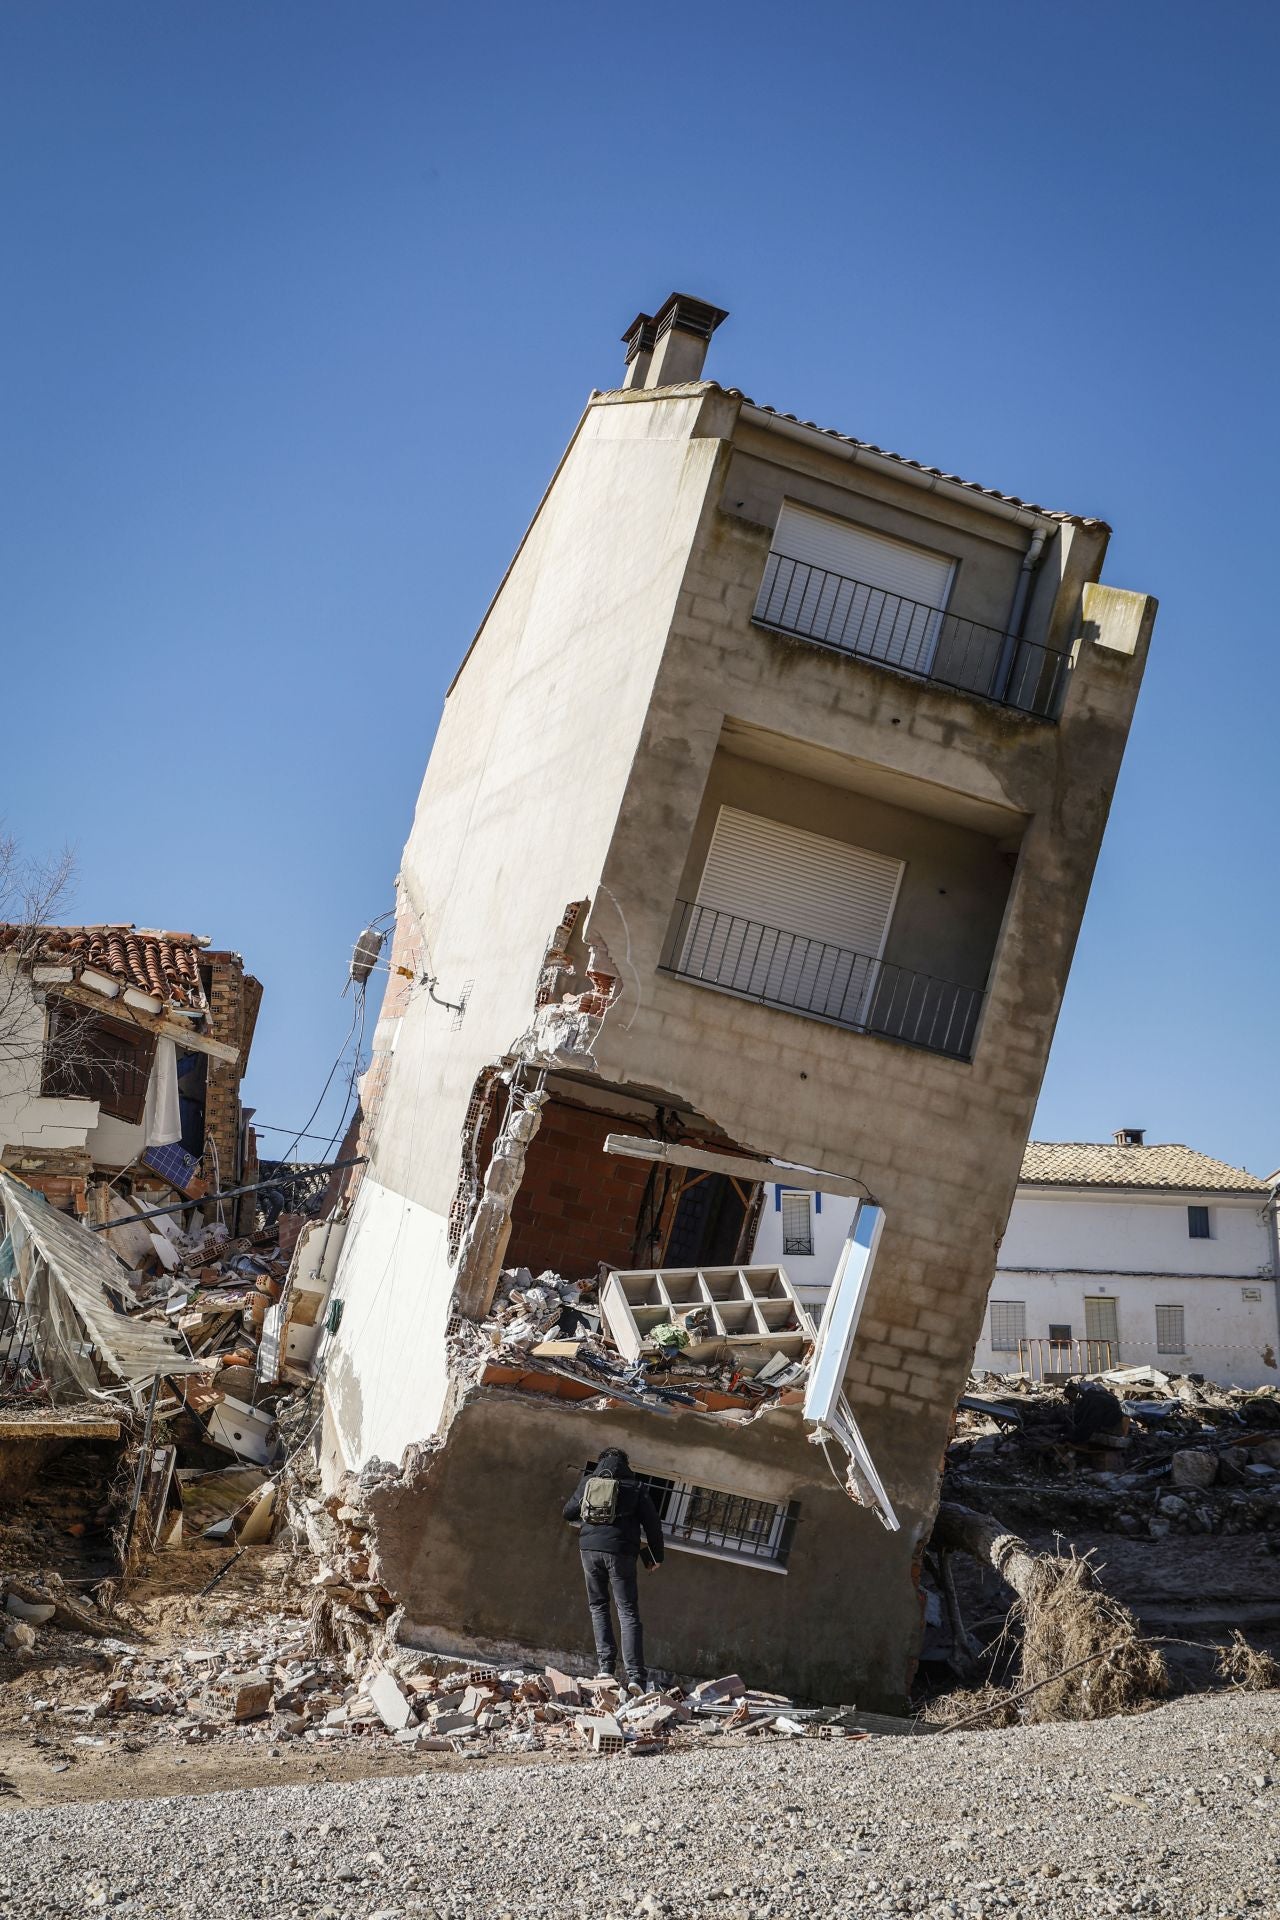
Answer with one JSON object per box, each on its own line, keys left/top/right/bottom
{"left": 603, "top": 1133, "right": 872, "bottom": 1200}
{"left": 57, "top": 983, "right": 241, "bottom": 1064}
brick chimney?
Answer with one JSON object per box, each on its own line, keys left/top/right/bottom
{"left": 1113, "top": 1127, "right": 1145, "bottom": 1147}
{"left": 621, "top": 292, "right": 728, "bottom": 390}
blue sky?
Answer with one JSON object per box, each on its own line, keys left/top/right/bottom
{"left": 3, "top": 2, "right": 1277, "bottom": 1173}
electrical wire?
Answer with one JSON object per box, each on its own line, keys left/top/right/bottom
{"left": 276, "top": 999, "right": 362, "bottom": 1163}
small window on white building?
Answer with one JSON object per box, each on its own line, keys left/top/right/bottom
{"left": 1048, "top": 1323, "right": 1072, "bottom": 1343}
{"left": 781, "top": 1191, "right": 815, "bottom": 1257}
{"left": 1155, "top": 1304, "right": 1186, "bottom": 1354}
{"left": 1188, "top": 1205, "right": 1211, "bottom": 1239}
{"left": 989, "top": 1300, "right": 1026, "bottom": 1352}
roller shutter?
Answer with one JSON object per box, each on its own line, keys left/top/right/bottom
{"left": 682, "top": 806, "right": 903, "bottom": 1024}
{"left": 756, "top": 502, "right": 955, "bottom": 675}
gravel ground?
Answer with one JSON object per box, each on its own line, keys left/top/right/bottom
{"left": 0, "top": 1692, "right": 1278, "bottom": 1919}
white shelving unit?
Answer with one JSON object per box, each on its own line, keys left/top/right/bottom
{"left": 600, "top": 1265, "right": 815, "bottom": 1365}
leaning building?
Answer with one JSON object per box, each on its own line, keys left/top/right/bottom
{"left": 319, "top": 295, "right": 1156, "bottom": 1708}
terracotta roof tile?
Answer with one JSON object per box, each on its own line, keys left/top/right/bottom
{"left": 714, "top": 386, "right": 1109, "bottom": 529}
{"left": 0, "top": 924, "right": 210, "bottom": 1012}
{"left": 1020, "top": 1141, "right": 1269, "bottom": 1195}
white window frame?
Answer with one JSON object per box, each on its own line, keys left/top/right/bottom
{"left": 781, "top": 1190, "right": 815, "bottom": 1258}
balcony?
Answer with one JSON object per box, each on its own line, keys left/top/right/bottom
{"left": 753, "top": 553, "right": 1070, "bottom": 717}
{"left": 659, "top": 900, "right": 984, "bottom": 1061}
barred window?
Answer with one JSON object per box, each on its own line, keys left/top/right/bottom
{"left": 989, "top": 1300, "right": 1026, "bottom": 1352}
{"left": 1155, "top": 1304, "right": 1185, "bottom": 1354}
{"left": 781, "top": 1191, "right": 814, "bottom": 1257}
{"left": 634, "top": 1473, "right": 797, "bottom": 1571}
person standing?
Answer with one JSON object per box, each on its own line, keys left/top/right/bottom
{"left": 563, "top": 1446, "right": 664, "bottom": 1692}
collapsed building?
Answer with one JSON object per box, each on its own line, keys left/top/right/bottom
{"left": 0, "top": 922, "right": 281, "bottom": 1522}
{"left": 0, "top": 923, "right": 261, "bottom": 1224}
{"left": 318, "top": 294, "right": 1157, "bottom": 1709}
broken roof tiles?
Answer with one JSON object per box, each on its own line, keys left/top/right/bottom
{"left": 1020, "top": 1141, "right": 1270, "bottom": 1195}
{"left": 0, "top": 924, "right": 211, "bottom": 1010}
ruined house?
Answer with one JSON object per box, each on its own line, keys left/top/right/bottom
{"left": 319, "top": 294, "right": 1156, "bottom": 1707}
{"left": 0, "top": 924, "right": 262, "bottom": 1224}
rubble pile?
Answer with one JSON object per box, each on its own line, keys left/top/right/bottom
{"left": 3, "top": 1588, "right": 866, "bottom": 1761}
{"left": 100, "top": 1204, "right": 294, "bottom": 1448}
{"left": 465, "top": 1265, "right": 811, "bottom": 1420}
{"left": 948, "top": 1366, "right": 1280, "bottom": 1542}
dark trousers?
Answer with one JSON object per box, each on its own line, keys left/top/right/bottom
{"left": 581, "top": 1549, "right": 645, "bottom": 1683}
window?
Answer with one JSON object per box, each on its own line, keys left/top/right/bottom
{"left": 989, "top": 1300, "right": 1026, "bottom": 1352}
{"left": 1188, "top": 1205, "right": 1211, "bottom": 1240}
{"left": 683, "top": 805, "right": 903, "bottom": 1024}
{"left": 1155, "top": 1304, "right": 1186, "bottom": 1354}
{"left": 1048, "top": 1323, "right": 1072, "bottom": 1343}
{"left": 41, "top": 1000, "right": 156, "bottom": 1125}
{"left": 634, "top": 1474, "right": 798, "bottom": 1571}
{"left": 1084, "top": 1296, "right": 1120, "bottom": 1350}
{"left": 755, "top": 502, "right": 956, "bottom": 677}
{"left": 781, "top": 1191, "right": 815, "bottom": 1258}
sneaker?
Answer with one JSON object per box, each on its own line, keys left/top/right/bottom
{"left": 626, "top": 1680, "right": 646, "bottom": 1698}
{"left": 594, "top": 1671, "right": 616, "bottom": 1683}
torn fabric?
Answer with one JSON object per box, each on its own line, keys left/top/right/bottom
{"left": 143, "top": 1036, "right": 183, "bottom": 1148}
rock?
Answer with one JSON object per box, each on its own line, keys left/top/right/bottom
{"left": 544, "top": 1668, "right": 581, "bottom": 1705}
{"left": 2, "top": 1621, "right": 37, "bottom": 1654}
{"left": 229, "top": 1675, "right": 275, "bottom": 1722}
{"left": 690, "top": 1674, "right": 746, "bottom": 1704}
{"left": 367, "top": 1669, "right": 414, "bottom": 1731}
{"left": 1250, "top": 1438, "right": 1280, "bottom": 1469}
{"left": 1156, "top": 1493, "right": 1188, "bottom": 1518}
{"left": 4, "top": 1594, "right": 56, "bottom": 1626}
{"left": 1170, "top": 1449, "right": 1218, "bottom": 1489}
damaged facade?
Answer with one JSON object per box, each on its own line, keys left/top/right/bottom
{"left": 0, "top": 924, "right": 262, "bottom": 1225}
{"left": 320, "top": 293, "right": 1157, "bottom": 1708}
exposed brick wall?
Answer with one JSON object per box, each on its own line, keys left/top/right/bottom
{"left": 505, "top": 1099, "right": 655, "bottom": 1279}
{"left": 199, "top": 952, "right": 262, "bottom": 1233}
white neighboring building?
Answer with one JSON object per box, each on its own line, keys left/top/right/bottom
{"left": 976, "top": 1133, "right": 1279, "bottom": 1388}
{"left": 752, "top": 1182, "right": 858, "bottom": 1312}
{"left": 755, "top": 1131, "right": 1280, "bottom": 1389}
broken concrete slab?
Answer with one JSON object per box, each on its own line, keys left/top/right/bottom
{"left": 367, "top": 1668, "right": 414, "bottom": 1731}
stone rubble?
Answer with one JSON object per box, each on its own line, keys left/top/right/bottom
{"left": 947, "top": 1367, "right": 1280, "bottom": 1543}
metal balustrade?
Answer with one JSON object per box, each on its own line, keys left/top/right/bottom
{"left": 660, "top": 900, "right": 984, "bottom": 1060}
{"left": 753, "top": 552, "right": 1070, "bottom": 717}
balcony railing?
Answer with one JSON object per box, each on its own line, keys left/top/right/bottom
{"left": 753, "top": 553, "right": 1070, "bottom": 717}
{"left": 660, "top": 900, "right": 984, "bottom": 1060}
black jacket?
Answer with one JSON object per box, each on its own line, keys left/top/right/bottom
{"left": 563, "top": 1469, "right": 665, "bottom": 1563}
